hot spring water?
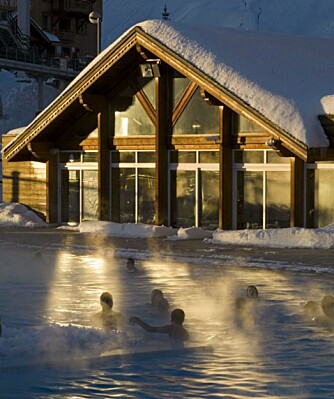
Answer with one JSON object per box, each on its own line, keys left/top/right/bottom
{"left": 0, "top": 238, "right": 334, "bottom": 398}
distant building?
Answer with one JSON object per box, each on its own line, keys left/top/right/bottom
{"left": 2, "top": 21, "right": 334, "bottom": 229}
{"left": 0, "top": 0, "right": 102, "bottom": 71}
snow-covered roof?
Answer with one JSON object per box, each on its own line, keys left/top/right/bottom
{"left": 137, "top": 20, "right": 334, "bottom": 148}
{"left": 4, "top": 20, "right": 334, "bottom": 154}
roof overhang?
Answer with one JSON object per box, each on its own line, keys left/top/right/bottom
{"left": 3, "top": 26, "right": 308, "bottom": 162}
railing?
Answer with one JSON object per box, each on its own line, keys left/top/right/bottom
{"left": 0, "top": 0, "right": 17, "bottom": 12}
{"left": 0, "top": 45, "right": 88, "bottom": 72}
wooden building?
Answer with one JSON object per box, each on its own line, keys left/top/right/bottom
{"left": 3, "top": 21, "right": 334, "bottom": 230}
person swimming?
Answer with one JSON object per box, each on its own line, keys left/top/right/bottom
{"left": 303, "top": 295, "right": 334, "bottom": 326}
{"left": 92, "top": 292, "right": 124, "bottom": 330}
{"left": 129, "top": 308, "right": 189, "bottom": 341}
{"left": 246, "top": 285, "right": 259, "bottom": 298}
{"left": 126, "top": 258, "right": 137, "bottom": 273}
{"left": 303, "top": 300, "right": 322, "bottom": 320}
{"left": 148, "top": 289, "right": 169, "bottom": 313}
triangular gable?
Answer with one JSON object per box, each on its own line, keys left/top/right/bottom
{"left": 6, "top": 20, "right": 326, "bottom": 161}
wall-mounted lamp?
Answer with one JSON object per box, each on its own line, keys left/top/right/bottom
{"left": 266, "top": 138, "right": 280, "bottom": 149}
{"left": 139, "top": 59, "right": 161, "bottom": 78}
{"left": 69, "top": 153, "right": 75, "bottom": 163}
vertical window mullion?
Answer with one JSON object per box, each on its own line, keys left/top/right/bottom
{"left": 263, "top": 171, "right": 266, "bottom": 229}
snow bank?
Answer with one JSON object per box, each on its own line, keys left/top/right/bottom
{"left": 168, "top": 227, "right": 213, "bottom": 240}
{"left": 0, "top": 202, "right": 46, "bottom": 227}
{"left": 79, "top": 221, "right": 177, "bottom": 238}
{"left": 212, "top": 227, "right": 334, "bottom": 249}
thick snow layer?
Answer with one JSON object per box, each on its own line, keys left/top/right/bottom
{"left": 138, "top": 20, "right": 332, "bottom": 147}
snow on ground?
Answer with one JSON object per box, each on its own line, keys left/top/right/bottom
{"left": 2, "top": 202, "right": 334, "bottom": 249}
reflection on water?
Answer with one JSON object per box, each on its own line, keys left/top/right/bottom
{"left": 0, "top": 240, "right": 334, "bottom": 398}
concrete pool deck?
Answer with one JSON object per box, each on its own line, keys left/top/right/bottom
{"left": 0, "top": 226, "right": 333, "bottom": 271}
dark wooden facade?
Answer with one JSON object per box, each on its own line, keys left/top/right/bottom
{"left": 3, "top": 25, "right": 334, "bottom": 229}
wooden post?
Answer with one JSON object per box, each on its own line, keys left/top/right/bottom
{"left": 155, "top": 65, "right": 171, "bottom": 226}
{"left": 220, "top": 105, "right": 233, "bottom": 229}
{"left": 47, "top": 148, "right": 59, "bottom": 224}
{"left": 291, "top": 156, "right": 305, "bottom": 227}
{"left": 98, "top": 100, "right": 111, "bottom": 221}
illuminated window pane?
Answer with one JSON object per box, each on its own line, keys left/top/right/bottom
{"left": 201, "top": 170, "right": 219, "bottom": 229}
{"left": 237, "top": 171, "right": 263, "bottom": 229}
{"left": 173, "top": 88, "right": 219, "bottom": 135}
{"left": 115, "top": 98, "right": 154, "bottom": 137}
{"left": 267, "top": 151, "right": 290, "bottom": 164}
{"left": 172, "top": 170, "right": 196, "bottom": 227}
{"left": 314, "top": 169, "right": 334, "bottom": 227}
{"left": 82, "top": 170, "right": 98, "bottom": 221}
{"left": 119, "top": 168, "right": 135, "bottom": 223}
{"left": 266, "top": 171, "right": 290, "bottom": 228}
{"left": 142, "top": 78, "right": 156, "bottom": 110}
{"left": 173, "top": 76, "right": 190, "bottom": 108}
{"left": 236, "top": 115, "right": 263, "bottom": 133}
{"left": 138, "top": 168, "right": 155, "bottom": 224}
{"left": 199, "top": 151, "right": 219, "bottom": 163}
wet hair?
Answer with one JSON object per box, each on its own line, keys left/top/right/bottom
{"left": 100, "top": 292, "right": 113, "bottom": 308}
{"left": 171, "top": 308, "right": 185, "bottom": 325}
{"left": 321, "top": 295, "right": 334, "bottom": 318}
{"left": 246, "top": 285, "right": 259, "bottom": 298}
{"left": 151, "top": 289, "right": 163, "bottom": 303}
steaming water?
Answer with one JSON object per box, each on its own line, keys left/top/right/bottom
{"left": 1, "top": 237, "right": 334, "bottom": 398}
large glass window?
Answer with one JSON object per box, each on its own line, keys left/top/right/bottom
{"left": 173, "top": 87, "right": 219, "bottom": 135}
{"left": 234, "top": 114, "right": 263, "bottom": 133}
{"left": 114, "top": 79, "right": 155, "bottom": 137}
{"left": 234, "top": 150, "right": 291, "bottom": 229}
{"left": 82, "top": 170, "right": 98, "bottom": 221}
{"left": 169, "top": 150, "right": 219, "bottom": 229}
{"left": 306, "top": 166, "right": 334, "bottom": 228}
{"left": 60, "top": 151, "right": 98, "bottom": 224}
{"left": 237, "top": 171, "right": 263, "bottom": 229}
{"left": 111, "top": 151, "right": 156, "bottom": 224}
{"left": 266, "top": 171, "right": 290, "bottom": 228}
{"left": 119, "top": 168, "right": 135, "bottom": 223}
{"left": 173, "top": 76, "right": 190, "bottom": 108}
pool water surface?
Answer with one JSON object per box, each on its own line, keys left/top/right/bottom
{"left": 0, "top": 239, "right": 334, "bottom": 398}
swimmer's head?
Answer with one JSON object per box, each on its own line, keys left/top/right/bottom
{"left": 247, "top": 285, "right": 258, "bottom": 298}
{"left": 151, "top": 289, "right": 163, "bottom": 304}
{"left": 127, "top": 258, "right": 135, "bottom": 272}
{"left": 321, "top": 295, "right": 334, "bottom": 318}
{"left": 304, "top": 300, "right": 321, "bottom": 318}
{"left": 100, "top": 292, "right": 113, "bottom": 309}
{"left": 171, "top": 308, "right": 185, "bottom": 325}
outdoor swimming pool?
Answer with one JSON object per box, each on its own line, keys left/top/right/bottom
{"left": 1, "top": 236, "right": 334, "bottom": 398}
